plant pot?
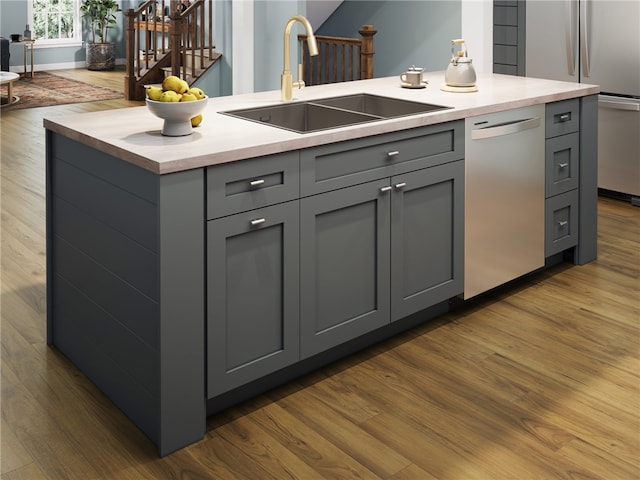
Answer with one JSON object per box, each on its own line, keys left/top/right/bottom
{"left": 86, "top": 42, "right": 116, "bottom": 70}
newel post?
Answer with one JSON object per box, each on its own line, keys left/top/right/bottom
{"left": 124, "top": 9, "right": 136, "bottom": 100}
{"left": 170, "top": 10, "right": 183, "bottom": 78}
{"left": 359, "top": 25, "right": 376, "bottom": 80}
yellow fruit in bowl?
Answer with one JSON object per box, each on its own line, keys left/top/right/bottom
{"left": 146, "top": 86, "right": 163, "bottom": 101}
{"left": 162, "top": 75, "right": 188, "bottom": 94}
{"left": 180, "top": 92, "right": 197, "bottom": 102}
{"left": 159, "top": 90, "right": 181, "bottom": 102}
{"left": 187, "top": 87, "right": 206, "bottom": 100}
{"left": 191, "top": 114, "right": 203, "bottom": 127}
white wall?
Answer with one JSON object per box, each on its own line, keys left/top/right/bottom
{"left": 461, "top": 0, "right": 493, "bottom": 73}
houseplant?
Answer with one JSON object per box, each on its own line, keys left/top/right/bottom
{"left": 80, "top": 0, "right": 120, "bottom": 70}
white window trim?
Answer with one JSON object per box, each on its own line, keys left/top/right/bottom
{"left": 28, "top": 0, "right": 83, "bottom": 45}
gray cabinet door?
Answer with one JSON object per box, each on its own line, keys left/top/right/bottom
{"left": 300, "top": 179, "right": 391, "bottom": 359}
{"left": 390, "top": 161, "right": 464, "bottom": 320}
{"left": 207, "top": 201, "right": 300, "bottom": 398}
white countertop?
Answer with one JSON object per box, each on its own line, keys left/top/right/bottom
{"left": 43, "top": 72, "right": 599, "bottom": 174}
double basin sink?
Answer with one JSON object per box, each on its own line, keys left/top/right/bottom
{"left": 222, "top": 93, "right": 450, "bottom": 134}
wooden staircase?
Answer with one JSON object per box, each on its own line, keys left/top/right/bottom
{"left": 124, "top": 0, "right": 221, "bottom": 101}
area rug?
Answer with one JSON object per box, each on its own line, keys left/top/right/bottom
{"left": 2, "top": 71, "right": 122, "bottom": 110}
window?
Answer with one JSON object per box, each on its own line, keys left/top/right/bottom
{"left": 29, "top": 0, "right": 82, "bottom": 46}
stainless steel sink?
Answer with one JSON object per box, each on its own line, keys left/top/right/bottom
{"left": 222, "top": 102, "right": 380, "bottom": 133}
{"left": 313, "top": 93, "right": 449, "bottom": 118}
{"left": 221, "top": 94, "right": 450, "bottom": 134}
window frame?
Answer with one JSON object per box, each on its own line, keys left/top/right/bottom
{"left": 28, "top": 0, "right": 83, "bottom": 47}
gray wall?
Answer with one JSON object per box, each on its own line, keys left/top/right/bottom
{"left": 1, "top": 0, "right": 461, "bottom": 95}
{"left": 253, "top": 1, "right": 307, "bottom": 93}
{"left": 317, "top": 0, "right": 461, "bottom": 77}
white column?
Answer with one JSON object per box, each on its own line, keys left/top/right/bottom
{"left": 232, "top": 0, "right": 254, "bottom": 94}
{"left": 461, "top": 0, "right": 493, "bottom": 74}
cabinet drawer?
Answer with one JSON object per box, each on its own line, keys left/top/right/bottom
{"left": 206, "top": 152, "right": 299, "bottom": 219}
{"left": 545, "top": 189, "right": 579, "bottom": 256}
{"left": 493, "top": 45, "right": 518, "bottom": 65}
{"left": 546, "top": 99, "right": 579, "bottom": 138}
{"left": 546, "top": 132, "right": 580, "bottom": 197}
{"left": 300, "top": 121, "right": 463, "bottom": 196}
{"left": 494, "top": 5, "right": 518, "bottom": 25}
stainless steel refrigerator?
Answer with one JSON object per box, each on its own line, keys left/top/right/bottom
{"left": 525, "top": 0, "right": 640, "bottom": 205}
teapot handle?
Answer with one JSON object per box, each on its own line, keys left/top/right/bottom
{"left": 450, "top": 38, "right": 468, "bottom": 61}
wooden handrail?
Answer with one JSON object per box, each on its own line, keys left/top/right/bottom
{"left": 124, "top": 0, "right": 218, "bottom": 100}
{"left": 299, "top": 25, "right": 376, "bottom": 86}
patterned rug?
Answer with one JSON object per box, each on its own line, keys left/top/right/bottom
{"left": 1, "top": 71, "right": 122, "bottom": 110}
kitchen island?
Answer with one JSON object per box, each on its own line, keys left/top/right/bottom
{"left": 44, "top": 72, "right": 599, "bottom": 456}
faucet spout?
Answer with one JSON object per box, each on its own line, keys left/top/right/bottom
{"left": 281, "top": 15, "right": 318, "bottom": 102}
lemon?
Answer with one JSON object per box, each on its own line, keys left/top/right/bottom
{"left": 187, "top": 87, "right": 206, "bottom": 100}
{"left": 180, "top": 93, "right": 197, "bottom": 102}
{"left": 162, "top": 75, "right": 188, "bottom": 94}
{"left": 159, "top": 90, "right": 180, "bottom": 102}
{"left": 146, "top": 86, "right": 163, "bottom": 101}
{"left": 191, "top": 114, "right": 203, "bottom": 127}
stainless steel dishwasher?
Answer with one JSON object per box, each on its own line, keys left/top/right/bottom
{"left": 464, "top": 105, "right": 545, "bottom": 299}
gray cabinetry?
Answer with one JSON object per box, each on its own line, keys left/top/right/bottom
{"left": 300, "top": 122, "right": 463, "bottom": 196}
{"left": 493, "top": 1, "right": 525, "bottom": 75}
{"left": 206, "top": 152, "right": 299, "bottom": 219}
{"left": 47, "top": 134, "right": 206, "bottom": 456}
{"left": 545, "top": 99, "right": 580, "bottom": 256}
{"left": 207, "top": 201, "right": 300, "bottom": 397}
{"left": 391, "top": 161, "right": 464, "bottom": 321}
{"left": 300, "top": 141, "right": 464, "bottom": 358}
{"left": 300, "top": 179, "right": 391, "bottom": 358}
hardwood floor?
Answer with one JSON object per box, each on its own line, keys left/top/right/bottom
{"left": 1, "top": 68, "right": 639, "bottom": 479}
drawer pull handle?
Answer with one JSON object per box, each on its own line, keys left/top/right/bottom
{"left": 558, "top": 220, "right": 568, "bottom": 227}
{"left": 250, "top": 179, "right": 265, "bottom": 187}
{"left": 395, "top": 182, "right": 407, "bottom": 189}
{"left": 380, "top": 186, "right": 393, "bottom": 193}
{"left": 250, "top": 218, "right": 266, "bottom": 226}
{"left": 558, "top": 163, "right": 569, "bottom": 168}
{"left": 387, "top": 150, "right": 400, "bottom": 158}
{"left": 558, "top": 113, "right": 571, "bottom": 122}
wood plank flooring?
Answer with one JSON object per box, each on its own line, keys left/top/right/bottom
{"left": 1, "top": 68, "right": 639, "bottom": 479}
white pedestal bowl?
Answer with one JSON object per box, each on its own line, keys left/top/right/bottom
{"left": 146, "top": 96, "right": 208, "bottom": 136}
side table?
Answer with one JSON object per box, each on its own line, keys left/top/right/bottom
{"left": 0, "top": 71, "right": 20, "bottom": 106}
{"left": 11, "top": 39, "right": 35, "bottom": 77}
{"left": 21, "top": 39, "right": 35, "bottom": 77}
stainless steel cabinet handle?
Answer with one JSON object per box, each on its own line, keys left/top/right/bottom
{"left": 558, "top": 220, "right": 568, "bottom": 227}
{"left": 380, "top": 186, "right": 392, "bottom": 193}
{"left": 250, "top": 218, "right": 266, "bottom": 226}
{"left": 558, "top": 113, "right": 571, "bottom": 122}
{"left": 387, "top": 150, "right": 400, "bottom": 158}
{"left": 394, "top": 182, "right": 407, "bottom": 189}
{"left": 558, "top": 163, "right": 569, "bottom": 168}
{"left": 250, "top": 179, "right": 265, "bottom": 187}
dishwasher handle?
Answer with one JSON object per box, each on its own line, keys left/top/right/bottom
{"left": 471, "top": 117, "right": 541, "bottom": 140}
{"left": 599, "top": 97, "right": 640, "bottom": 112}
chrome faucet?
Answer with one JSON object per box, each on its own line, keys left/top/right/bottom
{"left": 281, "top": 15, "right": 318, "bottom": 102}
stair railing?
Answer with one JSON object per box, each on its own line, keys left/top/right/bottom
{"left": 171, "top": 0, "right": 215, "bottom": 81}
{"left": 298, "top": 25, "right": 377, "bottom": 86}
{"left": 124, "top": 0, "right": 215, "bottom": 100}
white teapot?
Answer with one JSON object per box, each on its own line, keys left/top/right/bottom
{"left": 445, "top": 39, "right": 477, "bottom": 87}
